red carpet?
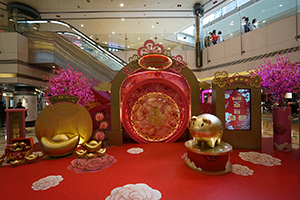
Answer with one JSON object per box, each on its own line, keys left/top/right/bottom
{"left": 1, "top": 138, "right": 300, "bottom": 200}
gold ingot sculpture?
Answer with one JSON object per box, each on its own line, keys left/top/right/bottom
{"left": 35, "top": 103, "right": 92, "bottom": 145}
{"left": 96, "top": 148, "right": 106, "bottom": 157}
{"left": 25, "top": 154, "right": 39, "bottom": 164}
{"left": 19, "top": 142, "right": 26, "bottom": 148}
{"left": 87, "top": 153, "right": 95, "bottom": 159}
{"left": 75, "top": 149, "right": 87, "bottom": 158}
{"left": 188, "top": 114, "right": 224, "bottom": 148}
{"left": 40, "top": 133, "right": 79, "bottom": 157}
{"left": 84, "top": 140, "right": 102, "bottom": 153}
{"left": 10, "top": 160, "right": 22, "bottom": 167}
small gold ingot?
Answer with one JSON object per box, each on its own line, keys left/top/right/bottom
{"left": 0, "top": 158, "right": 4, "bottom": 167}
{"left": 14, "top": 147, "right": 22, "bottom": 152}
{"left": 24, "top": 146, "right": 31, "bottom": 151}
{"left": 75, "top": 149, "right": 87, "bottom": 158}
{"left": 96, "top": 148, "right": 106, "bottom": 157}
{"left": 10, "top": 160, "right": 22, "bottom": 167}
{"left": 0, "top": 154, "right": 5, "bottom": 160}
{"left": 19, "top": 142, "right": 26, "bottom": 148}
{"left": 25, "top": 154, "right": 39, "bottom": 163}
{"left": 86, "top": 153, "right": 95, "bottom": 159}
{"left": 11, "top": 143, "right": 19, "bottom": 149}
{"left": 84, "top": 140, "right": 102, "bottom": 153}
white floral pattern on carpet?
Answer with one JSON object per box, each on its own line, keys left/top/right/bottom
{"left": 105, "top": 183, "right": 162, "bottom": 200}
{"left": 127, "top": 148, "right": 144, "bottom": 154}
{"left": 232, "top": 164, "right": 254, "bottom": 176}
{"left": 31, "top": 175, "right": 63, "bottom": 191}
{"left": 239, "top": 152, "right": 281, "bottom": 166}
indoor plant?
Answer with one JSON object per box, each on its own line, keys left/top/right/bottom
{"left": 249, "top": 54, "right": 300, "bottom": 151}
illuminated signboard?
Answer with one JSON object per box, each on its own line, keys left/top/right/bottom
{"left": 138, "top": 54, "right": 172, "bottom": 70}
{"left": 225, "top": 89, "right": 251, "bottom": 130}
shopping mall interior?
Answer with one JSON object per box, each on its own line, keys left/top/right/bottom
{"left": 0, "top": 0, "right": 300, "bottom": 199}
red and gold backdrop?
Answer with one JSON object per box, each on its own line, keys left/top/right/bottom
{"left": 109, "top": 40, "right": 201, "bottom": 145}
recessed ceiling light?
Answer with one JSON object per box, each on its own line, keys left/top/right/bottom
{"left": 138, "top": 38, "right": 140, "bottom": 40}
{"left": 122, "top": 18, "right": 124, "bottom": 21}
{"left": 52, "top": 66, "right": 56, "bottom": 68}
{"left": 263, "top": 20, "right": 266, "bottom": 23}
{"left": 120, "top": 3, "right": 124, "bottom": 7}
{"left": 112, "top": 31, "right": 115, "bottom": 34}
{"left": 81, "top": 24, "right": 84, "bottom": 27}
{"left": 279, "top": 4, "right": 283, "bottom": 7}
{"left": 152, "top": 25, "right": 154, "bottom": 28}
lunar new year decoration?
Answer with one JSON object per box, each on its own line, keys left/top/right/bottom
{"left": 35, "top": 95, "right": 93, "bottom": 157}
{"left": 189, "top": 114, "right": 224, "bottom": 148}
{"left": 109, "top": 40, "right": 201, "bottom": 145}
{"left": 185, "top": 114, "right": 233, "bottom": 175}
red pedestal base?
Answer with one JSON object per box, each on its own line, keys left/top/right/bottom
{"left": 185, "top": 140, "right": 232, "bottom": 175}
{"left": 273, "top": 107, "right": 292, "bottom": 151}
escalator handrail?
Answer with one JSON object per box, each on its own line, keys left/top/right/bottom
{"left": 16, "top": 19, "right": 128, "bottom": 67}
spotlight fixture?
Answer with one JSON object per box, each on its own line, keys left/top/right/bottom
{"left": 120, "top": 3, "right": 124, "bottom": 7}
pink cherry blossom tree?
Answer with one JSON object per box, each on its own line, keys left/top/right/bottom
{"left": 44, "top": 67, "right": 95, "bottom": 106}
{"left": 249, "top": 54, "right": 300, "bottom": 107}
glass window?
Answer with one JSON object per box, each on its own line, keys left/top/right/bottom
{"left": 223, "top": 1, "right": 237, "bottom": 14}
{"left": 181, "top": 25, "right": 195, "bottom": 36}
{"left": 237, "top": 0, "right": 251, "bottom": 7}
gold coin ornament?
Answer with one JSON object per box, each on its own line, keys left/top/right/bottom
{"left": 35, "top": 95, "right": 93, "bottom": 146}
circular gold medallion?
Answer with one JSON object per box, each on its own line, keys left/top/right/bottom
{"left": 130, "top": 92, "right": 180, "bottom": 142}
{"left": 35, "top": 103, "right": 92, "bottom": 145}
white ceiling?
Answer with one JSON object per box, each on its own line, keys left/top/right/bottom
{"left": 2, "top": 0, "right": 225, "bottom": 49}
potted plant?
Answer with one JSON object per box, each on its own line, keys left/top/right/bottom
{"left": 249, "top": 54, "right": 300, "bottom": 151}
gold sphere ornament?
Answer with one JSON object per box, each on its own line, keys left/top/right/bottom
{"left": 25, "top": 154, "right": 39, "bottom": 164}
{"left": 189, "top": 114, "right": 224, "bottom": 148}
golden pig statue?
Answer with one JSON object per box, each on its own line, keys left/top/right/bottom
{"left": 189, "top": 114, "right": 224, "bottom": 148}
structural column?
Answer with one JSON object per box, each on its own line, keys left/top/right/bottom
{"left": 193, "top": 3, "right": 204, "bottom": 67}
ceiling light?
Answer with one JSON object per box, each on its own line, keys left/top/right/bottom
{"left": 81, "top": 24, "right": 84, "bottom": 27}
{"left": 120, "top": 3, "right": 124, "bottom": 7}
{"left": 152, "top": 25, "right": 154, "bottom": 28}
{"left": 112, "top": 31, "right": 115, "bottom": 34}
{"left": 52, "top": 66, "right": 56, "bottom": 68}
{"left": 279, "top": 4, "right": 283, "bottom": 7}
{"left": 138, "top": 38, "right": 140, "bottom": 40}
{"left": 263, "top": 20, "right": 266, "bottom": 23}
{"left": 122, "top": 18, "right": 124, "bottom": 21}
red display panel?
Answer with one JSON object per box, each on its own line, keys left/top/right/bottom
{"left": 225, "top": 89, "right": 251, "bottom": 130}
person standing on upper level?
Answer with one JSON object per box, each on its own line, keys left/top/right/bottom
{"left": 217, "top": 31, "right": 224, "bottom": 43}
{"left": 211, "top": 30, "right": 219, "bottom": 45}
{"left": 250, "top": 18, "right": 259, "bottom": 31}
{"left": 242, "top": 16, "right": 250, "bottom": 33}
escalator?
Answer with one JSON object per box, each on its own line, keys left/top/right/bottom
{"left": 16, "top": 20, "right": 127, "bottom": 82}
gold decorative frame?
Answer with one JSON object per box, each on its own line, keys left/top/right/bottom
{"left": 212, "top": 71, "right": 262, "bottom": 150}
{"left": 109, "top": 50, "right": 200, "bottom": 146}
